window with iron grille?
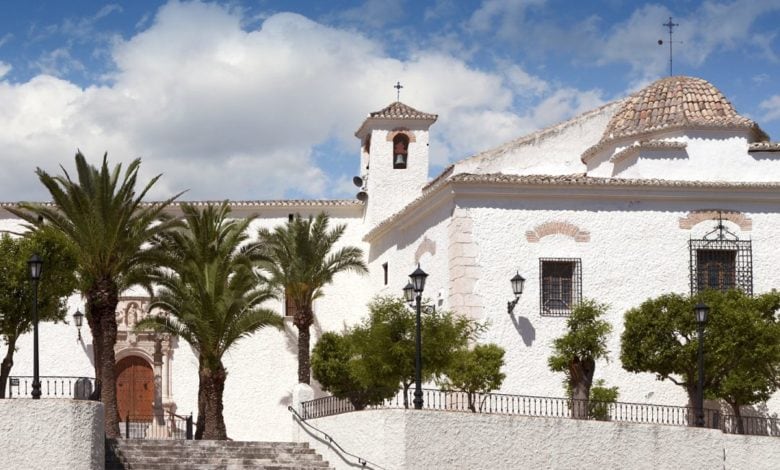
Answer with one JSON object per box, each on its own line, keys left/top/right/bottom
{"left": 689, "top": 217, "right": 752, "bottom": 295}
{"left": 539, "top": 258, "right": 582, "bottom": 316}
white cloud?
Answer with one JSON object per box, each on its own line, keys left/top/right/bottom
{"left": 0, "top": 62, "right": 11, "bottom": 78}
{"left": 759, "top": 95, "right": 780, "bottom": 122}
{"left": 0, "top": 0, "right": 603, "bottom": 201}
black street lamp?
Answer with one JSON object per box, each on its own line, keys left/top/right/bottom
{"left": 694, "top": 302, "right": 710, "bottom": 427}
{"left": 507, "top": 272, "right": 526, "bottom": 314}
{"left": 28, "top": 254, "right": 43, "bottom": 400}
{"left": 403, "top": 281, "right": 415, "bottom": 306}
{"left": 407, "top": 264, "right": 428, "bottom": 410}
{"left": 73, "top": 309, "right": 84, "bottom": 342}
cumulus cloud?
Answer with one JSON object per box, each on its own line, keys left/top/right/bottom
{"left": 759, "top": 95, "right": 780, "bottom": 122}
{"left": 0, "top": 0, "right": 603, "bottom": 201}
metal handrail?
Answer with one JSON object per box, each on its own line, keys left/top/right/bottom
{"left": 288, "top": 405, "right": 387, "bottom": 470}
{"left": 300, "top": 388, "right": 777, "bottom": 437}
{"left": 6, "top": 375, "right": 94, "bottom": 399}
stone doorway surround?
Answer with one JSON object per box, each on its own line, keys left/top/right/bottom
{"left": 114, "top": 297, "right": 177, "bottom": 419}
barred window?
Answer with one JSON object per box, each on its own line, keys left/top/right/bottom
{"left": 689, "top": 219, "right": 752, "bottom": 295}
{"left": 540, "top": 258, "right": 582, "bottom": 316}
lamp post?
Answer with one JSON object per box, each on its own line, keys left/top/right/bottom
{"left": 407, "top": 264, "right": 428, "bottom": 410}
{"left": 507, "top": 272, "right": 526, "bottom": 314}
{"left": 28, "top": 254, "right": 43, "bottom": 399}
{"left": 694, "top": 302, "right": 710, "bottom": 427}
{"left": 73, "top": 309, "right": 84, "bottom": 342}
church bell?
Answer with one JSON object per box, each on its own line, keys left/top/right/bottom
{"left": 394, "top": 153, "right": 407, "bottom": 169}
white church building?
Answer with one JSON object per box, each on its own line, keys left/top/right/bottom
{"left": 2, "top": 75, "right": 780, "bottom": 442}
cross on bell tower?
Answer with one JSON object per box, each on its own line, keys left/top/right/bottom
{"left": 394, "top": 81, "right": 403, "bottom": 101}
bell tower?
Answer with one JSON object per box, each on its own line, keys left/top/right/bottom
{"left": 354, "top": 101, "right": 438, "bottom": 227}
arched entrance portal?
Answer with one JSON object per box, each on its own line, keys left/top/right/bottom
{"left": 116, "top": 356, "right": 154, "bottom": 419}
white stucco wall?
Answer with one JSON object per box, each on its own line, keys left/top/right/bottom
{"left": 452, "top": 101, "right": 620, "bottom": 178}
{"left": 365, "top": 125, "right": 432, "bottom": 228}
{"left": 300, "top": 409, "right": 780, "bottom": 470}
{"left": 0, "top": 400, "right": 104, "bottom": 470}
{"left": 587, "top": 130, "right": 780, "bottom": 182}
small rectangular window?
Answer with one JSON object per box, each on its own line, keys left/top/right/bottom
{"left": 689, "top": 237, "right": 752, "bottom": 295}
{"left": 696, "top": 250, "right": 737, "bottom": 291}
{"left": 382, "top": 262, "right": 388, "bottom": 285}
{"left": 540, "top": 258, "right": 582, "bottom": 316}
{"left": 285, "top": 292, "right": 295, "bottom": 317}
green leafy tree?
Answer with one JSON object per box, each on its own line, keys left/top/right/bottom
{"left": 565, "top": 379, "right": 619, "bottom": 421}
{"left": 548, "top": 299, "right": 612, "bottom": 419}
{"left": 354, "top": 296, "right": 480, "bottom": 408}
{"left": 256, "top": 213, "right": 367, "bottom": 385}
{"left": 620, "top": 289, "right": 780, "bottom": 429}
{"left": 311, "top": 331, "right": 397, "bottom": 410}
{"left": 8, "top": 152, "right": 180, "bottom": 437}
{"left": 0, "top": 229, "right": 78, "bottom": 397}
{"left": 138, "top": 202, "right": 283, "bottom": 440}
{"left": 440, "top": 344, "right": 506, "bottom": 412}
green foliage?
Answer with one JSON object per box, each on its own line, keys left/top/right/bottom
{"left": 311, "top": 332, "right": 397, "bottom": 410}
{"left": 312, "top": 296, "right": 484, "bottom": 408}
{"left": 0, "top": 229, "right": 79, "bottom": 396}
{"left": 548, "top": 299, "right": 612, "bottom": 373}
{"left": 588, "top": 380, "right": 619, "bottom": 421}
{"left": 139, "top": 202, "right": 283, "bottom": 440}
{"left": 8, "top": 152, "right": 181, "bottom": 294}
{"left": 141, "top": 202, "right": 283, "bottom": 368}
{"left": 440, "top": 344, "right": 506, "bottom": 412}
{"left": 620, "top": 289, "right": 780, "bottom": 408}
{"left": 6, "top": 152, "right": 180, "bottom": 437}
{"left": 256, "top": 212, "right": 367, "bottom": 384}
{"left": 0, "top": 229, "right": 79, "bottom": 337}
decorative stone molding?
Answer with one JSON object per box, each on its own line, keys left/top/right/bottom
{"left": 114, "top": 297, "right": 177, "bottom": 415}
{"left": 414, "top": 237, "right": 436, "bottom": 264}
{"left": 448, "top": 210, "right": 483, "bottom": 320}
{"left": 679, "top": 210, "right": 752, "bottom": 230}
{"left": 609, "top": 140, "right": 687, "bottom": 164}
{"left": 526, "top": 221, "right": 591, "bottom": 243}
{"left": 386, "top": 128, "right": 416, "bottom": 142}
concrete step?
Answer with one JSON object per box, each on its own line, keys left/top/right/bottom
{"left": 106, "top": 439, "right": 333, "bottom": 470}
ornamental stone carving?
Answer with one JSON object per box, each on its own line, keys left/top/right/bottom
{"left": 678, "top": 210, "right": 752, "bottom": 231}
{"left": 526, "top": 221, "right": 591, "bottom": 243}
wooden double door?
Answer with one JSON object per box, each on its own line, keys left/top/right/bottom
{"left": 115, "top": 356, "right": 154, "bottom": 419}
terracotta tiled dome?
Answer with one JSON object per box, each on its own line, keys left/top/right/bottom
{"left": 601, "top": 76, "right": 767, "bottom": 144}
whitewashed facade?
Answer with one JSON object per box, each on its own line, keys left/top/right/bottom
{"left": 3, "top": 76, "right": 780, "bottom": 441}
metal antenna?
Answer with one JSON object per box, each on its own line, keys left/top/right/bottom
{"left": 658, "top": 17, "right": 679, "bottom": 76}
{"left": 394, "top": 81, "right": 403, "bottom": 101}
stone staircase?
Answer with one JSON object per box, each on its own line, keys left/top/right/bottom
{"left": 106, "top": 439, "right": 333, "bottom": 470}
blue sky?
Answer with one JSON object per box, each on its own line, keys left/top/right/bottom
{"left": 0, "top": 0, "right": 778, "bottom": 201}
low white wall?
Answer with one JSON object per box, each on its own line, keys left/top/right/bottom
{"left": 299, "top": 409, "right": 780, "bottom": 470}
{"left": 0, "top": 400, "right": 104, "bottom": 470}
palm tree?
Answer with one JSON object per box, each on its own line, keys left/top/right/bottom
{"left": 256, "top": 213, "right": 367, "bottom": 384}
{"left": 8, "top": 152, "right": 179, "bottom": 437}
{"left": 139, "top": 202, "right": 283, "bottom": 440}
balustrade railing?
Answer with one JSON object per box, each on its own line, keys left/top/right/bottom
{"left": 4, "top": 376, "right": 94, "bottom": 399}
{"left": 121, "top": 412, "right": 193, "bottom": 440}
{"left": 300, "top": 388, "right": 773, "bottom": 437}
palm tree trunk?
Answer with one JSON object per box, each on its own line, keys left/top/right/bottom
{"left": 297, "top": 325, "right": 311, "bottom": 384}
{"left": 201, "top": 364, "right": 228, "bottom": 440}
{"left": 86, "top": 308, "right": 103, "bottom": 401}
{"left": 88, "top": 278, "right": 120, "bottom": 438}
{"left": 0, "top": 336, "right": 17, "bottom": 398}
{"left": 195, "top": 370, "right": 206, "bottom": 440}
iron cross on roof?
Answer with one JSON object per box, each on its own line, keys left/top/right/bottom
{"left": 658, "top": 16, "right": 680, "bottom": 76}
{"left": 394, "top": 81, "right": 403, "bottom": 101}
